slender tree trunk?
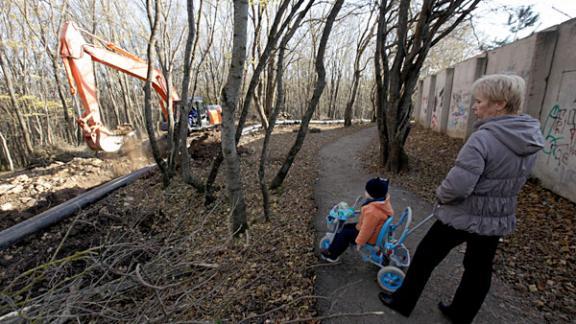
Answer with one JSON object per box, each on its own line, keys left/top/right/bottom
{"left": 118, "top": 74, "right": 133, "bottom": 124}
{"left": 270, "top": 0, "right": 344, "bottom": 190}
{"left": 190, "top": 0, "right": 209, "bottom": 98}
{"left": 40, "top": 69, "right": 55, "bottom": 145}
{"left": 102, "top": 69, "right": 122, "bottom": 126}
{"left": 375, "top": 0, "right": 390, "bottom": 166}
{"left": 4, "top": 120, "right": 25, "bottom": 166}
{"left": 0, "top": 131, "right": 14, "bottom": 171}
{"left": 177, "top": 0, "right": 204, "bottom": 191}
{"left": 264, "top": 54, "right": 276, "bottom": 117}
{"left": 204, "top": 0, "right": 298, "bottom": 204}
{"left": 105, "top": 0, "right": 133, "bottom": 126}
{"left": 250, "top": 2, "right": 269, "bottom": 130}
{"left": 0, "top": 46, "right": 34, "bottom": 154}
{"left": 46, "top": 3, "right": 76, "bottom": 145}
{"left": 344, "top": 71, "right": 360, "bottom": 126}
{"left": 258, "top": 0, "right": 310, "bottom": 221}
{"left": 52, "top": 51, "right": 76, "bottom": 143}
{"left": 144, "top": 0, "right": 168, "bottom": 185}
{"left": 326, "top": 62, "right": 336, "bottom": 118}
{"left": 220, "top": 0, "right": 249, "bottom": 235}
{"left": 345, "top": 8, "right": 375, "bottom": 126}
{"left": 43, "top": 104, "right": 53, "bottom": 145}
{"left": 254, "top": 87, "right": 269, "bottom": 129}
{"left": 34, "top": 115, "right": 44, "bottom": 145}
{"left": 328, "top": 65, "right": 342, "bottom": 118}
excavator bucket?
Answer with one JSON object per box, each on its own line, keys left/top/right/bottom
{"left": 59, "top": 21, "right": 178, "bottom": 153}
{"left": 99, "top": 135, "right": 127, "bottom": 153}
{"left": 100, "top": 125, "right": 136, "bottom": 153}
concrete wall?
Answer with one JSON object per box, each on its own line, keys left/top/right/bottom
{"left": 446, "top": 56, "right": 486, "bottom": 139}
{"left": 431, "top": 68, "right": 454, "bottom": 133}
{"left": 413, "top": 80, "right": 424, "bottom": 123}
{"left": 532, "top": 19, "right": 576, "bottom": 202}
{"left": 417, "top": 75, "right": 436, "bottom": 127}
{"left": 485, "top": 36, "right": 537, "bottom": 113}
{"left": 414, "top": 17, "right": 576, "bottom": 202}
{"left": 524, "top": 30, "right": 558, "bottom": 119}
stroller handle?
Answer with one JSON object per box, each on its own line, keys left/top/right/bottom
{"left": 374, "top": 207, "right": 413, "bottom": 251}
{"left": 406, "top": 213, "right": 435, "bottom": 236}
{"left": 390, "top": 207, "right": 412, "bottom": 249}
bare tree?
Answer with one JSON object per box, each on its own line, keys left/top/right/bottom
{"left": 0, "top": 130, "right": 14, "bottom": 171}
{"left": 374, "top": 0, "right": 480, "bottom": 172}
{"left": 422, "top": 19, "right": 477, "bottom": 75}
{"left": 258, "top": 0, "right": 315, "bottom": 220}
{"left": 326, "top": 51, "right": 343, "bottom": 119}
{"left": 344, "top": 6, "right": 376, "bottom": 126}
{"left": 204, "top": 0, "right": 303, "bottom": 205}
{"left": 103, "top": 0, "right": 134, "bottom": 126}
{"left": 144, "top": 0, "right": 169, "bottom": 185}
{"left": 176, "top": 0, "right": 204, "bottom": 191}
{"left": 250, "top": 1, "right": 269, "bottom": 130}
{"left": 220, "top": 0, "right": 249, "bottom": 235}
{"left": 270, "top": 0, "right": 344, "bottom": 190}
{"left": 15, "top": 0, "right": 76, "bottom": 143}
{"left": 0, "top": 37, "right": 34, "bottom": 155}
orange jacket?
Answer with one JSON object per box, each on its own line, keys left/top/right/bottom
{"left": 355, "top": 197, "right": 394, "bottom": 245}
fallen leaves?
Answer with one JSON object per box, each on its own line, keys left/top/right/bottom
{"left": 0, "top": 124, "right": 364, "bottom": 322}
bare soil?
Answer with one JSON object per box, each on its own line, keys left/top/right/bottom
{"left": 0, "top": 155, "right": 150, "bottom": 232}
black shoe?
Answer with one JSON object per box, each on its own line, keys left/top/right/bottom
{"left": 438, "top": 302, "right": 471, "bottom": 324}
{"left": 438, "top": 302, "right": 453, "bottom": 319}
{"left": 319, "top": 253, "right": 340, "bottom": 263}
{"left": 378, "top": 292, "right": 410, "bottom": 317}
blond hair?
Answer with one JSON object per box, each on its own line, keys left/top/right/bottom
{"left": 472, "top": 74, "right": 525, "bottom": 114}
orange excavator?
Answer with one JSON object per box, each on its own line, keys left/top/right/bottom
{"left": 59, "top": 21, "right": 221, "bottom": 153}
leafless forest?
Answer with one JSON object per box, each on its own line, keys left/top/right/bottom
{"left": 2, "top": 1, "right": 573, "bottom": 322}
{"left": 0, "top": 0, "right": 478, "bottom": 171}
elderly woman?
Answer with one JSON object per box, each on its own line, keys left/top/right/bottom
{"left": 379, "top": 74, "right": 544, "bottom": 323}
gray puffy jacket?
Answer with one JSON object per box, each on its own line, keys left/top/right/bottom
{"left": 434, "top": 114, "right": 544, "bottom": 236}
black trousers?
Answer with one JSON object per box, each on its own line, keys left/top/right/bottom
{"left": 326, "top": 224, "right": 359, "bottom": 258}
{"left": 391, "top": 220, "right": 500, "bottom": 323}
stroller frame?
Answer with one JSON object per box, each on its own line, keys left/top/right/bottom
{"left": 319, "top": 198, "right": 434, "bottom": 293}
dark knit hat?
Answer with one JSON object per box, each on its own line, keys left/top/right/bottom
{"left": 365, "top": 177, "right": 389, "bottom": 199}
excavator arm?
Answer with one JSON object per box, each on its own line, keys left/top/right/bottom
{"left": 59, "top": 21, "right": 179, "bottom": 152}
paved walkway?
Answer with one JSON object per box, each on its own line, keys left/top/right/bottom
{"left": 313, "top": 126, "right": 542, "bottom": 323}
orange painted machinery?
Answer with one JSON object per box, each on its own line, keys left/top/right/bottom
{"left": 59, "top": 21, "right": 221, "bottom": 153}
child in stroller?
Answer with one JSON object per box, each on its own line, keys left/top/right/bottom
{"left": 320, "top": 177, "right": 417, "bottom": 293}
{"left": 320, "top": 177, "right": 394, "bottom": 262}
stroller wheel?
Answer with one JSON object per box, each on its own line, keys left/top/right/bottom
{"left": 377, "top": 266, "right": 405, "bottom": 293}
{"left": 319, "top": 234, "right": 333, "bottom": 251}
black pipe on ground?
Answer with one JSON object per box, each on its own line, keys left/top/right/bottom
{"left": 0, "top": 119, "right": 370, "bottom": 250}
{"left": 0, "top": 165, "right": 156, "bottom": 250}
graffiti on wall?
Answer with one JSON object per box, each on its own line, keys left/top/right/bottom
{"left": 448, "top": 91, "right": 468, "bottom": 131}
{"left": 431, "top": 87, "right": 444, "bottom": 131}
{"left": 420, "top": 93, "right": 429, "bottom": 124}
{"left": 542, "top": 103, "right": 576, "bottom": 168}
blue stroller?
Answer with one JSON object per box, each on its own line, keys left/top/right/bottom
{"left": 319, "top": 198, "right": 434, "bottom": 293}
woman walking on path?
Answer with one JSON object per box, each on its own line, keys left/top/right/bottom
{"left": 379, "top": 74, "right": 545, "bottom": 324}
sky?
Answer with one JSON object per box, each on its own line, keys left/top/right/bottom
{"left": 474, "top": 0, "right": 576, "bottom": 41}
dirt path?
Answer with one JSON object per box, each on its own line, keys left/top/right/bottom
{"left": 313, "top": 126, "right": 543, "bottom": 323}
